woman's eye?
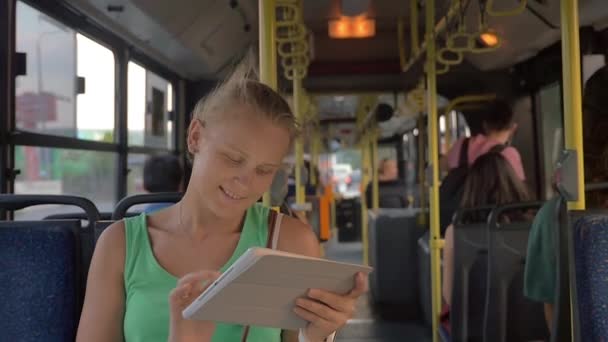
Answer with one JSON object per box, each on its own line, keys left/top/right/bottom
{"left": 224, "top": 154, "right": 243, "bottom": 164}
{"left": 256, "top": 168, "right": 273, "bottom": 176}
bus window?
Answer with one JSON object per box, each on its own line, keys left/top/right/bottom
{"left": 538, "top": 83, "right": 563, "bottom": 199}
{"left": 127, "top": 153, "right": 149, "bottom": 195}
{"left": 128, "top": 62, "right": 175, "bottom": 150}
{"left": 15, "top": 1, "right": 115, "bottom": 142}
{"left": 13, "top": 147, "right": 117, "bottom": 218}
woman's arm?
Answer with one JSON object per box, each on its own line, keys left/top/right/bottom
{"left": 76, "top": 222, "right": 127, "bottom": 342}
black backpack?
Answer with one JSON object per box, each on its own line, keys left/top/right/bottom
{"left": 439, "top": 139, "right": 506, "bottom": 235}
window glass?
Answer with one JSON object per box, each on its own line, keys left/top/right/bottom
{"left": 127, "top": 153, "right": 148, "bottom": 195}
{"left": 539, "top": 83, "right": 563, "bottom": 199}
{"left": 14, "top": 146, "right": 117, "bottom": 218}
{"left": 15, "top": 2, "right": 115, "bottom": 141}
{"left": 75, "top": 34, "right": 115, "bottom": 141}
{"left": 128, "top": 62, "right": 174, "bottom": 149}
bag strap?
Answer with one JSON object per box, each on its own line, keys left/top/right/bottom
{"left": 458, "top": 138, "right": 470, "bottom": 168}
{"left": 488, "top": 143, "right": 507, "bottom": 154}
{"left": 241, "top": 209, "right": 284, "bottom": 342}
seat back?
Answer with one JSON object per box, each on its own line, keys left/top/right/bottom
{"left": 0, "top": 194, "right": 100, "bottom": 303}
{"left": 112, "top": 192, "right": 182, "bottom": 220}
{"left": 0, "top": 220, "right": 81, "bottom": 341}
{"left": 571, "top": 213, "right": 608, "bottom": 341}
{"left": 485, "top": 202, "right": 548, "bottom": 342}
{"left": 450, "top": 207, "right": 493, "bottom": 342}
{"left": 417, "top": 230, "right": 433, "bottom": 327}
{"left": 368, "top": 208, "right": 424, "bottom": 316}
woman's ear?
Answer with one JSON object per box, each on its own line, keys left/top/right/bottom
{"left": 187, "top": 119, "right": 205, "bottom": 155}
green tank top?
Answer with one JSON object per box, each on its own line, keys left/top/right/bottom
{"left": 123, "top": 203, "right": 281, "bottom": 342}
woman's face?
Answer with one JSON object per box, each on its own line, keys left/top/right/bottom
{"left": 187, "top": 104, "right": 291, "bottom": 218}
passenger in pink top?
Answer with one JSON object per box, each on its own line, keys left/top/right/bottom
{"left": 446, "top": 100, "right": 526, "bottom": 180}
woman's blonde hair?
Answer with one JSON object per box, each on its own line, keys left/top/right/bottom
{"left": 189, "top": 54, "right": 299, "bottom": 149}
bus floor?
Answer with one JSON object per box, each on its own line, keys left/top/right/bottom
{"left": 323, "top": 236, "right": 432, "bottom": 342}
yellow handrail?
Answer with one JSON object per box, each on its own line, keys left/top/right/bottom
{"left": 426, "top": 1, "right": 442, "bottom": 342}
{"left": 276, "top": 0, "right": 310, "bottom": 206}
{"left": 259, "top": 0, "right": 278, "bottom": 206}
{"left": 486, "top": 0, "right": 527, "bottom": 17}
{"left": 401, "top": 0, "right": 464, "bottom": 73}
{"left": 560, "top": 1, "right": 585, "bottom": 209}
{"left": 437, "top": 48, "right": 464, "bottom": 65}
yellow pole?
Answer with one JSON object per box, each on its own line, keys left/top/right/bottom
{"left": 426, "top": 1, "right": 443, "bottom": 341}
{"left": 561, "top": 1, "right": 584, "bottom": 339}
{"left": 294, "top": 79, "right": 305, "bottom": 205}
{"left": 360, "top": 133, "right": 371, "bottom": 265}
{"left": 561, "top": 0, "right": 585, "bottom": 210}
{"left": 371, "top": 129, "right": 380, "bottom": 210}
{"left": 259, "top": 0, "right": 277, "bottom": 206}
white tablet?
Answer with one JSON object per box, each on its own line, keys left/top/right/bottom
{"left": 182, "top": 247, "right": 373, "bottom": 330}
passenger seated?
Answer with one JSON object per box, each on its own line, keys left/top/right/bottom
{"left": 76, "top": 56, "right": 367, "bottom": 342}
{"left": 446, "top": 99, "right": 525, "bottom": 180}
{"left": 442, "top": 151, "right": 531, "bottom": 329}
{"left": 365, "top": 158, "right": 408, "bottom": 208}
{"left": 142, "top": 154, "right": 184, "bottom": 213}
{"left": 524, "top": 65, "right": 608, "bottom": 331}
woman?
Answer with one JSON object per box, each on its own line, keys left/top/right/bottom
{"left": 442, "top": 151, "right": 530, "bottom": 311}
{"left": 76, "top": 59, "right": 367, "bottom": 342}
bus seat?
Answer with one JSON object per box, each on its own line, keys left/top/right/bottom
{"left": 379, "top": 194, "right": 409, "bottom": 208}
{"left": 112, "top": 192, "right": 182, "bottom": 220}
{"left": 572, "top": 214, "right": 608, "bottom": 341}
{"left": 450, "top": 207, "right": 493, "bottom": 342}
{"left": 0, "top": 221, "right": 81, "bottom": 341}
{"left": 417, "top": 231, "right": 433, "bottom": 327}
{"left": 485, "top": 203, "right": 547, "bottom": 342}
{"left": 368, "top": 208, "right": 425, "bottom": 317}
{"left": 0, "top": 194, "right": 100, "bottom": 310}
{"left": 45, "top": 212, "right": 113, "bottom": 221}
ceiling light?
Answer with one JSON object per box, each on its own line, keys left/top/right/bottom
{"left": 480, "top": 31, "right": 499, "bottom": 47}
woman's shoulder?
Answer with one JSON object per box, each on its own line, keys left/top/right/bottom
{"left": 277, "top": 214, "right": 320, "bottom": 258}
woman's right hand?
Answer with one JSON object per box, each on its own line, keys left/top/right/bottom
{"left": 168, "top": 270, "right": 221, "bottom": 342}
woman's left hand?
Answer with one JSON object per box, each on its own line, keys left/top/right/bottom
{"left": 293, "top": 272, "right": 368, "bottom": 342}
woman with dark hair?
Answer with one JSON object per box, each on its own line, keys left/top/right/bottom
{"left": 442, "top": 151, "right": 531, "bottom": 309}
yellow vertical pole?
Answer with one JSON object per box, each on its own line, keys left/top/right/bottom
{"left": 426, "top": 1, "right": 442, "bottom": 342}
{"left": 259, "top": 0, "right": 277, "bottom": 206}
{"left": 294, "top": 79, "right": 305, "bottom": 205}
{"left": 561, "top": 1, "right": 584, "bottom": 339}
{"left": 371, "top": 129, "right": 380, "bottom": 210}
{"left": 360, "top": 132, "right": 371, "bottom": 265}
{"left": 561, "top": 0, "right": 585, "bottom": 210}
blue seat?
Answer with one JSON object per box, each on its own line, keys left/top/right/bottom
{"left": 0, "top": 221, "right": 81, "bottom": 342}
{"left": 572, "top": 214, "right": 608, "bottom": 341}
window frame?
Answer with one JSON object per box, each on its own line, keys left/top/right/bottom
{"left": 2, "top": 0, "right": 184, "bottom": 210}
